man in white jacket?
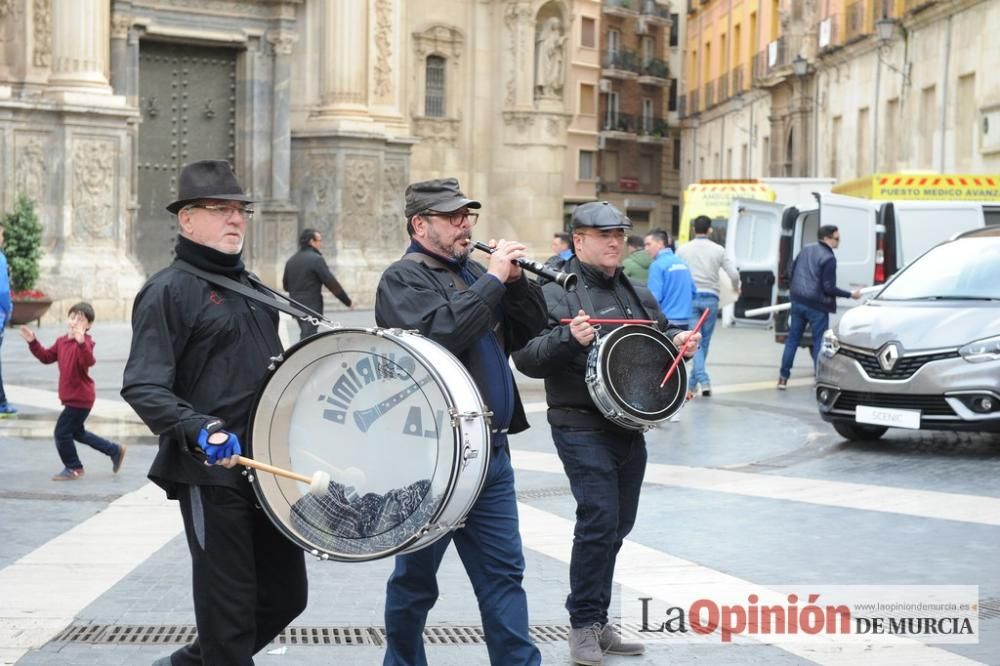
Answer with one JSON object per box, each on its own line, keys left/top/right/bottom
{"left": 676, "top": 215, "right": 740, "bottom": 396}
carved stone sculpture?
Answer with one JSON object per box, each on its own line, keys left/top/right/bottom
{"left": 534, "top": 17, "right": 565, "bottom": 99}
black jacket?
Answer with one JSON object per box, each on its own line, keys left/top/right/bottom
{"left": 374, "top": 254, "right": 546, "bottom": 435}
{"left": 282, "top": 247, "right": 351, "bottom": 313}
{"left": 512, "top": 257, "right": 683, "bottom": 432}
{"left": 789, "top": 242, "right": 852, "bottom": 313}
{"left": 122, "top": 245, "right": 283, "bottom": 498}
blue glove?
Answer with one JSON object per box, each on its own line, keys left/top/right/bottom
{"left": 197, "top": 419, "right": 242, "bottom": 465}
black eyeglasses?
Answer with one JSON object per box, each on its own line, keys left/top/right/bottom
{"left": 186, "top": 204, "right": 255, "bottom": 220}
{"left": 422, "top": 210, "right": 480, "bottom": 227}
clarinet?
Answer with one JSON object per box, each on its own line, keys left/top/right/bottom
{"left": 472, "top": 241, "right": 577, "bottom": 292}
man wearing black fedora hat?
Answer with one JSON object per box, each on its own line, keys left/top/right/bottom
{"left": 375, "top": 177, "right": 545, "bottom": 666}
{"left": 123, "top": 160, "right": 308, "bottom": 666}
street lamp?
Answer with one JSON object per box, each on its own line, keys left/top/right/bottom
{"left": 792, "top": 55, "right": 808, "bottom": 77}
{"left": 876, "top": 17, "right": 898, "bottom": 43}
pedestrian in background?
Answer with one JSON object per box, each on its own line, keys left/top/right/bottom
{"left": 778, "top": 224, "right": 861, "bottom": 388}
{"left": 645, "top": 228, "right": 696, "bottom": 329}
{"left": 621, "top": 234, "right": 651, "bottom": 284}
{"left": 122, "top": 160, "right": 307, "bottom": 665}
{"left": 0, "top": 223, "right": 15, "bottom": 416}
{"left": 282, "top": 227, "right": 353, "bottom": 341}
{"left": 545, "top": 231, "right": 573, "bottom": 267}
{"left": 20, "top": 302, "right": 127, "bottom": 480}
{"left": 676, "top": 215, "right": 740, "bottom": 397}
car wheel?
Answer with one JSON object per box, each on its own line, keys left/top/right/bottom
{"left": 832, "top": 421, "right": 889, "bottom": 441}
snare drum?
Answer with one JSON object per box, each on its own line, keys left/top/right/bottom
{"left": 247, "top": 328, "right": 491, "bottom": 562}
{"left": 584, "top": 324, "right": 688, "bottom": 431}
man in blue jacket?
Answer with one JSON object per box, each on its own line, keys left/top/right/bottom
{"left": 778, "top": 224, "right": 860, "bottom": 388}
{"left": 645, "top": 229, "right": 696, "bottom": 329}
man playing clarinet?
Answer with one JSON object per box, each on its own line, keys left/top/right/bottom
{"left": 374, "top": 177, "right": 545, "bottom": 666}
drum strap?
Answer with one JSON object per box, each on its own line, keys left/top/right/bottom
{"left": 403, "top": 253, "right": 506, "bottom": 349}
{"left": 174, "top": 260, "right": 325, "bottom": 325}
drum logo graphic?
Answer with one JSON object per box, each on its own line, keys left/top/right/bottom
{"left": 317, "top": 351, "right": 445, "bottom": 439}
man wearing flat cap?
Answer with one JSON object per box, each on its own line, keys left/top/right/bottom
{"left": 375, "top": 177, "right": 545, "bottom": 665}
{"left": 514, "top": 201, "right": 700, "bottom": 665}
{"left": 123, "top": 160, "right": 307, "bottom": 665}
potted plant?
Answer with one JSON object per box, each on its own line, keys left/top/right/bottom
{"left": 2, "top": 194, "right": 50, "bottom": 326}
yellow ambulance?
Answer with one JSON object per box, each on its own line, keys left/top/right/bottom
{"left": 677, "top": 180, "right": 776, "bottom": 244}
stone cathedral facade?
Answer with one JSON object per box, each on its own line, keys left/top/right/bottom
{"left": 0, "top": 0, "right": 578, "bottom": 320}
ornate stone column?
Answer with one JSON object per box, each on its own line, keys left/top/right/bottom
{"left": 47, "top": 0, "right": 122, "bottom": 105}
{"left": 504, "top": 1, "right": 535, "bottom": 110}
{"left": 269, "top": 30, "right": 296, "bottom": 201}
{"left": 318, "top": 0, "right": 368, "bottom": 118}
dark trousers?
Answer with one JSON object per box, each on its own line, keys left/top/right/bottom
{"left": 54, "top": 406, "right": 118, "bottom": 470}
{"left": 383, "top": 446, "right": 541, "bottom": 666}
{"left": 168, "top": 484, "right": 308, "bottom": 666}
{"left": 551, "top": 426, "right": 647, "bottom": 628}
{"left": 780, "top": 302, "right": 830, "bottom": 379}
{"left": 296, "top": 317, "right": 318, "bottom": 341}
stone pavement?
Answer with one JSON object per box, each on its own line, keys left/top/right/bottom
{"left": 2, "top": 311, "right": 996, "bottom": 665}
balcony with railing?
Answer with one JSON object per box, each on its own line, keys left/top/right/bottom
{"left": 603, "top": 0, "right": 639, "bottom": 17}
{"left": 640, "top": 0, "right": 671, "bottom": 24}
{"left": 601, "top": 111, "right": 638, "bottom": 138}
{"left": 638, "top": 116, "right": 669, "bottom": 143}
{"left": 732, "top": 64, "right": 745, "bottom": 96}
{"left": 638, "top": 57, "right": 670, "bottom": 85}
{"left": 717, "top": 71, "right": 730, "bottom": 104}
{"left": 817, "top": 14, "right": 842, "bottom": 53}
{"left": 751, "top": 35, "right": 801, "bottom": 84}
{"left": 704, "top": 80, "right": 715, "bottom": 109}
{"left": 845, "top": 1, "right": 869, "bottom": 42}
{"left": 602, "top": 49, "right": 640, "bottom": 79}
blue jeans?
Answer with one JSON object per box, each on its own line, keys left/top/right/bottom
{"left": 689, "top": 293, "right": 719, "bottom": 388}
{"left": 779, "top": 302, "right": 829, "bottom": 379}
{"left": 383, "top": 446, "right": 540, "bottom": 666}
{"left": 551, "top": 427, "right": 646, "bottom": 628}
{"left": 54, "top": 406, "right": 119, "bottom": 470}
{"left": 0, "top": 318, "right": 7, "bottom": 405}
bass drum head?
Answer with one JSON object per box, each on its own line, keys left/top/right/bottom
{"left": 594, "top": 325, "right": 687, "bottom": 428}
{"left": 248, "top": 328, "right": 488, "bottom": 562}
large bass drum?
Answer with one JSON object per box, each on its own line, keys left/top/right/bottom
{"left": 584, "top": 324, "right": 688, "bottom": 431}
{"left": 247, "top": 328, "right": 492, "bottom": 562}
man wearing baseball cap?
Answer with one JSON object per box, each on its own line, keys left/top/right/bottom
{"left": 514, "top": 201, "right": 700, "bottom": 665}
{"left": 376, "top": 177, "right": 545, "bottom": 665}
{"left": 123, "top": 160, "right": 308, "bottom": 665}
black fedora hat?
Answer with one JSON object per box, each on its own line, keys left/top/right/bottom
{"left": 166, "top": 160, "right": 255, "bottom": 214}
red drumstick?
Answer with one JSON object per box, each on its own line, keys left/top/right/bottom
{"left": 659, "top": 307, "right": 711, "bottom": 389}
{"left": 559, "top": 318, "right": 656, "bottom": 325}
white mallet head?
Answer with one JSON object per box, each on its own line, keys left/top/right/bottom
{"left": 308, "top": 470, "right": 331, "bottom": 495}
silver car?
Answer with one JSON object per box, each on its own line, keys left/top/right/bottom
{"left": 816, "top": 227, "right": 1000, "bottom": 440}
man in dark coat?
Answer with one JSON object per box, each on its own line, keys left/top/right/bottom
{"left": 513, "top": 201, "right": 699, "bottom": 665}
{"left": 122, "top": 160, "right": 307, "bottom": 666}
{"left": 375, "top": 177, "right": 545, "bottom": 666}
{"left": 282, "top": 228, "right": 352, "bottom": 340}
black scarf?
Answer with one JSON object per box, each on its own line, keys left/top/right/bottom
{"left": 174, "top": 235, "right": 245, "bottom": 278}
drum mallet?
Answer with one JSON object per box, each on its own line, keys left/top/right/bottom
{"left": 233, "top": 456, "right": 331, "bottom": 495}
{"left": 659, "top": 307, "right": 712, "bottom": 389}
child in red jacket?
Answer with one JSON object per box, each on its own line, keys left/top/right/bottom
{"left": 20, "top": 302, "right": 127, "bottom": 481}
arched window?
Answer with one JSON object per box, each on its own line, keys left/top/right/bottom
{"left": 425, "top": 55, "right": 446, "bottom": 118}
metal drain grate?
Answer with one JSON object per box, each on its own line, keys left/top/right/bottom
{"left": 980, "top": 598, "right": 1000, "bottom": 620}
{"left": 516, "top": 486, "right": 573, "bottom": 500}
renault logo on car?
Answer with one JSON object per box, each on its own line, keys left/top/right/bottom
{"left": 877, "top": 342, "right": 902, "bottom": 371}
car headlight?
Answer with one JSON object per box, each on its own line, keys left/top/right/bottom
{"left": 821, "top": 329, "right": 840, "bottom": 358}
{"left": 960, "top": 335, "right": 1000, "bottom": 363}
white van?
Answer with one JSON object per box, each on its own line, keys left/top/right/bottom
{"left": 725, "top": 194, "right": 989, "bottom": 344}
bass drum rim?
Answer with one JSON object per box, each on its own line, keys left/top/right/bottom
{"left": 585, "top": 324, "right": 688, "bottom": 431}
{"left": 246, "top": 327, "right": 491, "bottom": 562}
